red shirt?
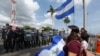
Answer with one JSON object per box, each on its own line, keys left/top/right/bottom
{"left": 63, "top": 40, "right": 81, "bottom": 56}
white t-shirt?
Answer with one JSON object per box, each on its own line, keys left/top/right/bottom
{"left": 81, "top": 40, "right": 88, "bottom": 49}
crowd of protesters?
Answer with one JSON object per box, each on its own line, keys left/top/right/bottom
{"left": 0, "top": 23, "right": 67, "bottom": 53}
{"left": 63, "top": 25, "right": 95, "bottom": 56}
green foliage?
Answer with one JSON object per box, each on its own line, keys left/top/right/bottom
{"left": 64, "top": 17, "right": 70, "bottom": 24}
{"left": 47, "top": 5, "right": 55, "bottom": 17}
{"left": 42, "top": 26, "right": 52, "bottom": 31}
{"left": 23, "top": 25, "right": 32, "bottom": 30}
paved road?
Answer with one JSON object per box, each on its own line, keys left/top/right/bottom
{"left": 0, "top": 47, "right": 41, "bottom": 56}
{"left": 0, "top": 35, "right": 50, "bottom": 56}
{"left": 0, "top": 39, "right": 42, "bottom": 56}
{"left": 0, "top": 39, "right": 49, "bottom": 56}
{"left": 0, "top": 39, "right": 3, "bottom": 53}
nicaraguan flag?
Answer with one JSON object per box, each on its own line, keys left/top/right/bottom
{"left": 34, "top": 35, "right": 65, "bottom": 56}
{"left": 55, "top": 0, "right": 74, "bottom": 19}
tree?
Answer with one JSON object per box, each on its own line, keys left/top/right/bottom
{"left": 47, "top": 5, "right": 55, "bottom": 17}
{"left": 23, "top": 25, "right": 32, "bottom": 30}
{"left": 64, "top": 17, "right": 70, "bottom": 25}
{"left": 64, "top": 17, "right": 70, "bottom": 33}
{"left": 42, "top": 26, "right": 52, "bottom": 31}
{"left": 47, "top": 5, "right": 55, "bottom": 28}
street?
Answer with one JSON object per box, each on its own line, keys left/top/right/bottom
{"left": 0, "top": 47, "right": 41, "bottom": 56}
{"left": 0, "top": 39, "right": 42, "bottom": 56}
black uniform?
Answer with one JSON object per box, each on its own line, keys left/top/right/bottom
{"left": 36, "top": 30, "right": 42, "bottom": 47}
{"left": 1, "top": 28, "right": 7, "bottom": 50}
{"left": 20, "top": 29, "right": 25, "bottom": 49}
{"left": 15, "top": 28, "right": 22, "bottom": 50}
{"left": 6, "top": 29, "right": 14, "bottom": 52}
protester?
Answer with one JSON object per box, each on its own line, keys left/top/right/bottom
{"left": 63, "top": 25, "right": 82, "bottom": 56}
{"left": 35, "top": 35, "right": 65, "bottom": 56}
{"left": 80, "top": 28, "right": 95, "bottom": 56}
{"left": 80, "top": 28, "right": 90, "bottom": 56}
{"left": 81, "top": 28, "right": 89, "bottom": 42}
{"left": 81, "top": 28, "right": 89, "bottom": 52}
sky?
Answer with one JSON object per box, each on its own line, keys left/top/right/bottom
{"left": 0, "top": 0, "right": 100, "bottom": 34}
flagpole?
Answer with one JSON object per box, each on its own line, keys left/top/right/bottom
{"left": 51, "top": 16, "right": 54, "bottom": 29}
{"left": 83, "top": 0, "right": 87, "bottom": 29}
{"left": 73, "top": 0, "right": 75, "bottom": 25}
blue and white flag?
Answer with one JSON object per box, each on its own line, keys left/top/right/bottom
{"left": 34, "top": 36, "right": 65, "bottom": 56}
{"left": 55, "top": 0, "right": 74, "bottom": 19}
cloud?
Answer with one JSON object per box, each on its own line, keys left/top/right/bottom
{"left": 56, "top": 0, "right": 91, "bottom": 6}
{"left": 16, "top": 0, "right": 40, "bottom": 25}
{"left": 0, "top": 14, "right": 10, "bottom": 26}
{"left": 74, "top": 0, "right": 91, "bottom": 6}
{"left": 56, "top": 0, "right": 66, "bottom": 3}
{"left": 0, "top": 0, "right": 40, "bottom": 27}
{"left": 0, "top": 0, "right": 54, "bottom": 29}
{"left": 24, "top": 0, "right": 39, "bottom": 12}
{"left": 36, "top": 12, "right": 54, "bottom": 29}
{"left": 37, "top": 12, "right": 72, "bottom": 29}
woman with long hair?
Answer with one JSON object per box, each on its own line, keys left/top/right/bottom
{"left": 63, "top": 25, "right": 82, "bottom": 56}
